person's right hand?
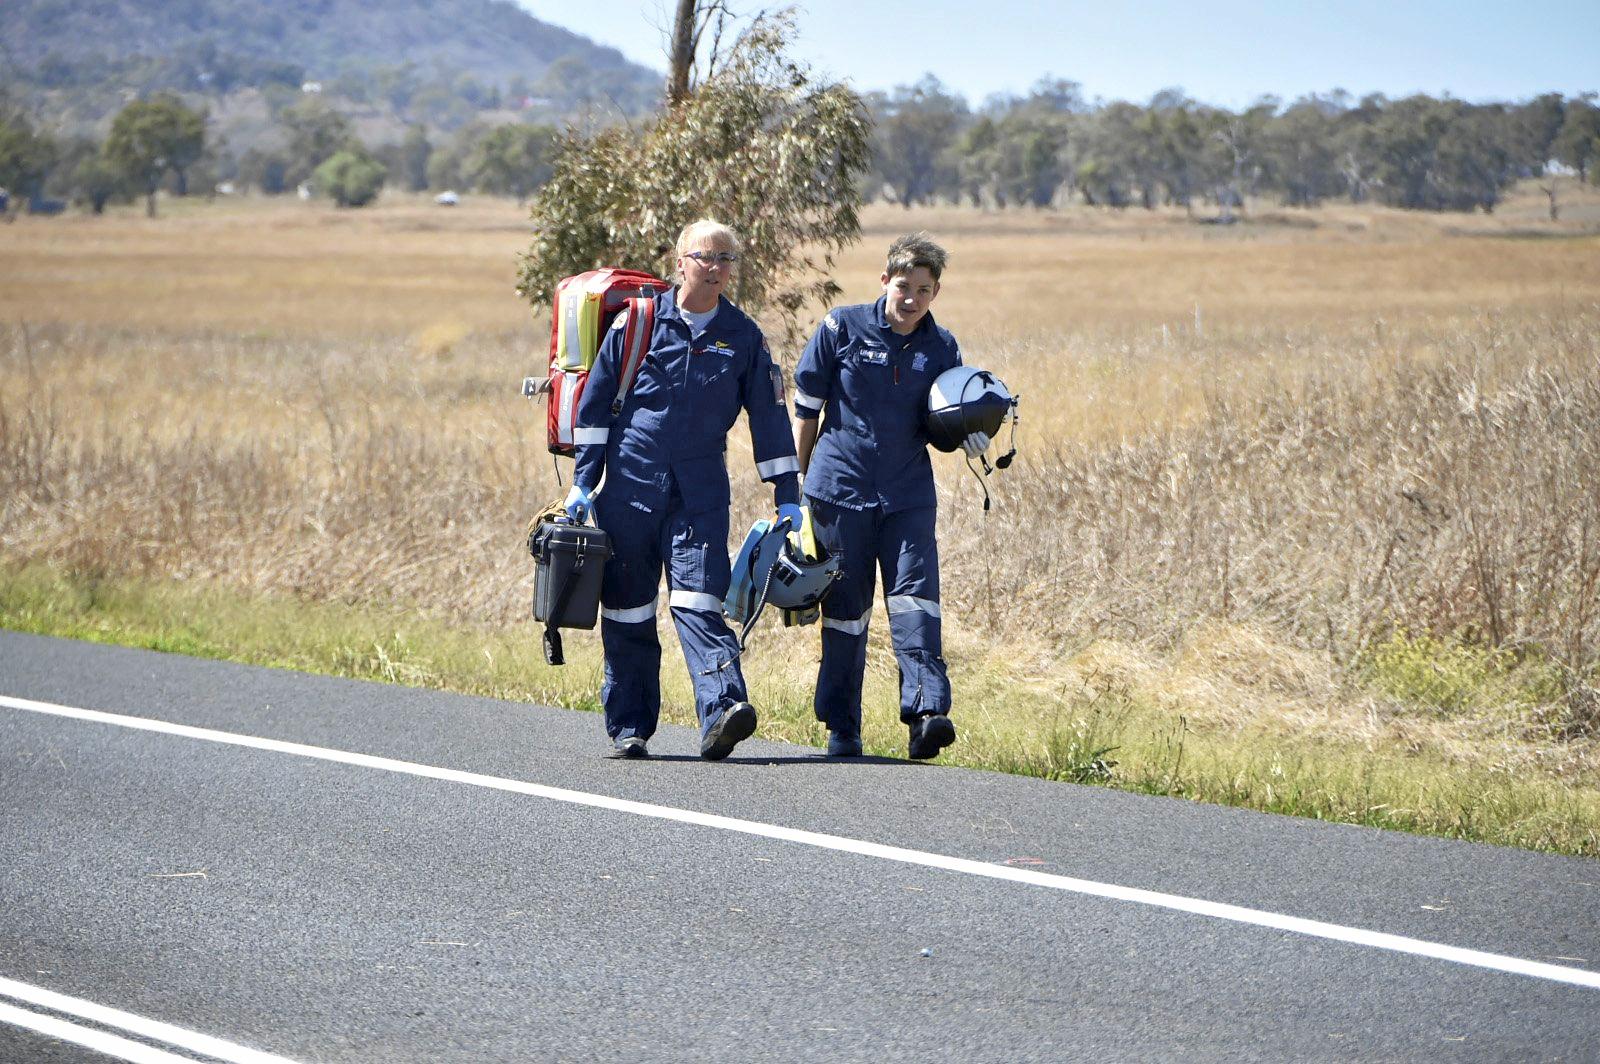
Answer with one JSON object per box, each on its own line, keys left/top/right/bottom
{"left": 564, "top": 485, "right": 594, "bottom": 523}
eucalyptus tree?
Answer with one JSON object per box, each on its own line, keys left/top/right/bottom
{"left": 105, "top": 93, "right": 206, "bottom": 216}
{"left": 278, "top": 97, "right": 356, "bottom": 186}
{"left": 0, "top": 96, "right": 56, "bottom": 204}
{"left": 1205, "top": 97, "right": 1275, "bottom": 218}
{"left": 312, "top": 148, "right": 386, "bottom": 208}
{"left": 465, "top": 123, "right": 555, "bottom": 201}
{"left": 871, "top": 75, "right": 968, "bottom": 207}
{"left": 517, "top": 11, "right": 871, "bottom": 351}
{"left": 1554, "top": 94, "right": 1599, "bottom": 182}
{"left": 1263, "top": 95, "right": 1344, "bottom": 207}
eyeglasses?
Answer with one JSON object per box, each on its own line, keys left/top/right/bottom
{"left": 684, "top": 250, "right": 738, "bottom": 265}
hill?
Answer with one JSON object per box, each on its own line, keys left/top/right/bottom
{"left": 3, "top": 0, "right": 663, "bottom": 125}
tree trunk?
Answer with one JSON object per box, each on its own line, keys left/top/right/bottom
{"left": 145, "top": 179, "right": 158, "bottom": 218}
{"left": 668, "top": 0, "right": 696, "bottom": 106}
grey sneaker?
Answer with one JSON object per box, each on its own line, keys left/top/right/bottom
{"left": 908, "top": 714, "right": 956, "bottom": 760}
{"left": 700, "top": 702, "right": 757, "bottom": 761}
{"left": 607, "top": 736, "right": 648, "bottom": 759}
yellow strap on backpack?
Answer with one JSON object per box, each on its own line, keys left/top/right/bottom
{"left": 554, "top": 274, "right": 609, "bottom": 372}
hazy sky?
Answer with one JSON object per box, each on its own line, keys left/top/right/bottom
{"left": 520, "top": 0, "right": 1598, "bottom": 107}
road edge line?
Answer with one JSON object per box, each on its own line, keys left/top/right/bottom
{"left": 5, "top": 691, "right": 1598, "bottom": 992}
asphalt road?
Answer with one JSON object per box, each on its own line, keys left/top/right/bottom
{"left": 2, "top": 628, "right": 1597, "bottom": 1063}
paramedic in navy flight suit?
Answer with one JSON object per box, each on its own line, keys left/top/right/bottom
{"left": 792, "top": 233, "right": 989, "bottom": 760}
{"left": 564, "top": 220, "right": 803, "bottom": 761}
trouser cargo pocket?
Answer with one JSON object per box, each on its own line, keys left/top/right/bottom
{"left": 899, "top": 648, "right": 951, "bottom": 720}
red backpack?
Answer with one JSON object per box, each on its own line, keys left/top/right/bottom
{"left": 524, "top": 268, "right": 667, "bottom": 456}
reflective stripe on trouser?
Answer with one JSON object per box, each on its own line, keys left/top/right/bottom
{"left": 595, "top": 488, "right": 745, "bottom": 742}
{"left": 807, "top": 498, "right": 950, "bottom": 731}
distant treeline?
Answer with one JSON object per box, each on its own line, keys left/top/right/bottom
{"left": 862, "top": 78, "right": 1600, "bottom": 214}
{"left": 0, "top": 89, "right": 557, "bottom": 215}
{"left": 5, "top": 74, "right": 1598, "bottom": 219}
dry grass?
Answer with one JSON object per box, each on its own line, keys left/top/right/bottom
{"left": 3, "top": 183, "right": 1599, "bottom": 848}
{"left": 7, "top": 186, "right": 1596, "bottom": 451}
{"left": 8, "top": 185, "right": 1598, "bottom": 341}
{"left": 0, "top": 195, "right": 539, "bottom": 337}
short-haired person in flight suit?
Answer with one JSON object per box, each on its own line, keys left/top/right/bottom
{"left": 564, "top": 219, "right": 803, "bottom": 760}
{"left": 792, "top": 233, "right": 989, "bottom": 760}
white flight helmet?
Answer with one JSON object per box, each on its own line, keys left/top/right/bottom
{"left": 925, "top": 366, "right": 1016, "bottom": 453}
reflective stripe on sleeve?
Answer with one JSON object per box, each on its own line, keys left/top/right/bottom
{"left": 668, "top": 590, "right": 725, "bottom": 613}
{"left": 573, "top": 427, "right": 610, "bottom": 446}
{"left": 887, "top": 595, "right": 941, "bottom": 618}
{"left": 821, "top": 608, "right": 871, "bottom": 636}
{"left": 601, "top": 596, "right": 658, "bottom": 624}
{"left": 755, "top": 455, "right": 800, "bottom": 479}
{"left": 793, "top": 390, "right": 824, "bottom": 412}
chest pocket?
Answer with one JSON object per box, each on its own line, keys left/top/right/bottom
{"left": 689, "top": 343, "right": 741, "bottom": 409}
{"left": 838, "top": 340, "right": 892, "bottom": 408}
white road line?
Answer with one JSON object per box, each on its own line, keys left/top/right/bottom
{"left": 6, "top": 692, "right": 1600, "bottom": 992}
{"left": 0, "top": 976, "right": 301, "bottom": 1063}
{"left": 0, "top": 972, "right": 300, "bottom": 1056}
{"left": 0, "top": 1001, "right": 203, "bottom": 1064}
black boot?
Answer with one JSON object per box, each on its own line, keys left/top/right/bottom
{"left": 908, "top": 713, "right": 955, "bottom": 760}
{"left": 826, "top": 730, "right": 863, "bottom": 757}
{"left": 701, "top": 702, "right": 758, "bottom": 761}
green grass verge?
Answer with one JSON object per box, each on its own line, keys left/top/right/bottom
{"left": 4, "top": 563, "right": 1597, "bottom": 857}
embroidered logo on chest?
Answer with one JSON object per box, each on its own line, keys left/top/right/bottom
{"left": 911, "top": 352, "right": 928, "bottom": 373}
{"left": 858, "top": 346, "right": 889, "bottom": 366}
{"left": 700, "top": 340, "right": 737, "bottom": 358}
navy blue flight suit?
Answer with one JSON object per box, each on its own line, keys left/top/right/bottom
{"left": 791, "top": 297, "right": 962, "bottom": 738}
{"left": 573, "top": 289, "right": 799, "bottom": 744}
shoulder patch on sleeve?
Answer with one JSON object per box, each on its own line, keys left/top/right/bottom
{"left": 769, "top": 365, "right": 786, "bottom": 405}
{"left": 609, "top": 312, "right": 628, "bottom": 331}
{"left": 823, "top": 313, "right": 839, "bottom": 332}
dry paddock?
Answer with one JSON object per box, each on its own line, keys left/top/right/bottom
{"left": 3, "top": 186, "right": 1599, "bottom": 789}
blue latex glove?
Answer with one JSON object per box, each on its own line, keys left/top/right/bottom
{"left": 564, "top": 484, "right": 594, "bottom": 524}
{"left": 776, "top": 502, "right": 804, "bottom": 533}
